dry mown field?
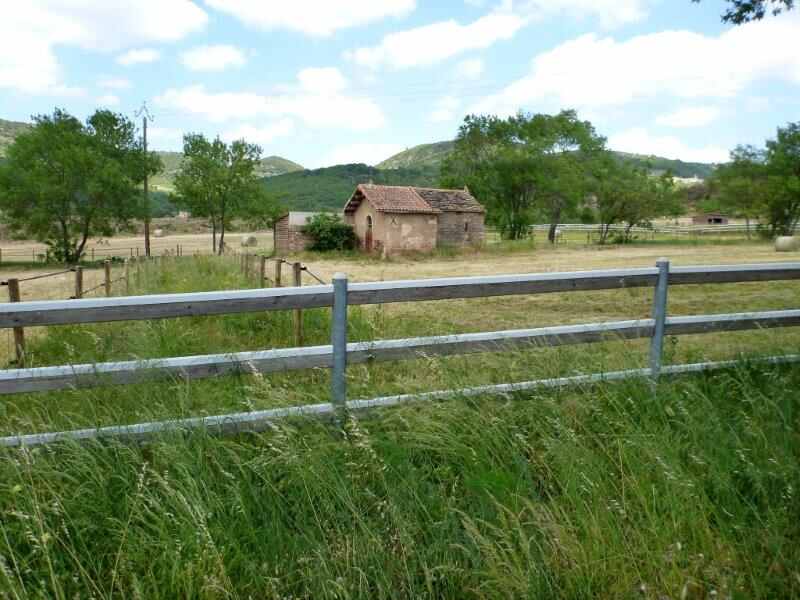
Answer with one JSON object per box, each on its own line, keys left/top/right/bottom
{"left": 2, "top": 238, "right": 798, "bottom": 376}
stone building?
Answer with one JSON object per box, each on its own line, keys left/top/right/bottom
{"left": 273, "top": 212, "right": 324, "bottom": 254}
{"left": 343, "top": 183, "right": 485, "bottom": 255}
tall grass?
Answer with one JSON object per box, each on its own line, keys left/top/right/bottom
{"left": 1, "top": 363, "right": 799, "bottom": 598}
{"left": 1, "top": 255, "right": 799, "bottom": 598}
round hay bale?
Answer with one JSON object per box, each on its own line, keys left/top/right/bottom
{"left": 775, "top": 236, "right": 800, "bottom": 252}
{"left": 240, "top": 234, "right": 258, "bottom": 247}
{"left": 153, "top": 229, "right": 165, "bottom": 238}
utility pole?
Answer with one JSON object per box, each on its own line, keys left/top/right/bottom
{"left": 136, "top": 102, "right": 153, "bottom": 257}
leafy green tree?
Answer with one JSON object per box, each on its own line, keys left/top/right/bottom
{"left": 593, "top": 157, "right": 680, "bottom": 243}
{"left": 173, "top": 134, "right": 278, "bottom": 254}
{"left": 764, "top": 122, "right": 800, "bottom": 236}
{"left": 711, "top": 145, "right": 766, "bottom": 238}
{"left": 692, "top": 0, "right": 794, "bottom": 23}
{"left": 441, "top": 110, "right": 605, "bottom": 242}
{"left": 710, "top": 124, "right": 800, "bottom": 237}
{"left": 0, "top": 108, "right": 145, "bottom": 263}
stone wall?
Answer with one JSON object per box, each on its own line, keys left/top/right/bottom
{"left": 273, "top": 216, "right": 313, "bottom": 254}
{"left": 436, "top": 211, "right": 485, "bottom": 247}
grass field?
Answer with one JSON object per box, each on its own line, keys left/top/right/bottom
{"left": 0, "top": 239, "right": 799, "bottom": 597}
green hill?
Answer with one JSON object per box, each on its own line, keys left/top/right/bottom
{"left": 376, "top": 141, "right": 455, "bottom": 170}
{"left": 377, "top": 140, "right": 717, "bottom": 180}
{"left": 264, "top": 163, "right": 439, "bottom": 212}
{"left": 0, "top": 119, "right": 31, "bottom": 157}
{"left": 151, "top": 152, "right": 304, "bottom": 191}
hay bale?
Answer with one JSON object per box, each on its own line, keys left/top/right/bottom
{"left": 240, "top": 234, "right": 258, "bottom": 247}
{"left": 153, "top": 229, "right": 165, "bottom": 238}
{"left": 775, "top": 236, "right": 800, "bottom": 252}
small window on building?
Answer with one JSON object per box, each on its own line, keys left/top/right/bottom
{"left": 464, "top": 221, "right": 469, "bottom": 232}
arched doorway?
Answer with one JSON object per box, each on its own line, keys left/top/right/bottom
{"left": 365, "top": 215, "right": 373, "bottom": 251}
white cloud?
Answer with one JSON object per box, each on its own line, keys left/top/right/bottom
{"left": 348, "top": 12, "right": 524, "bottom": 70}
{"left": 155, "top": 68, "right": 385, "bottom": 130}
{"left": 97, "top": 94, "right": 120, "bottom": 106}
{"left": 320, "top": 143, "right": 406, "bottom": 167}
{"left": 147, "top": 126, "right": 184, "bottom": 149}
{"left": 430, "top": 96, "right": 460, "bottom": 122}
{"left": 474, "top": 13, "right": 800, "bottom": 116}
{"left": 608, "top": 128, "right": 729, "bottom": 163}
{"left": 181, "top": 44, "right": 246, "bottom": 71}
{"left": 0, "top": 1, "right": 206, "bottom": 93}
{"left": 655, "top": 106, "right": 720, "bottom": 128}
{"left": 221, "top": 119, "right": 295, "bottom": 146}
{"left": 297, "top": 67, "right": 348, "bottom": 93}
{"left": 98, "top": 77, "right": 132, "bottom": 90}
{"left": 455, "top": 58, "right": 484, "bottom": 80}
{"left": 117, "top": 48, "right": 161, "bottom": 66}
{"left": 514, "top": 0, "right": 648, "bottom": 29}
{"left": 204, "top": 0, "right": 415, "bottom": 36}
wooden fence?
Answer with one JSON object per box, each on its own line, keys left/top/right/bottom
{"left": 0, "top": 260, "right": 799, "bottom": 446}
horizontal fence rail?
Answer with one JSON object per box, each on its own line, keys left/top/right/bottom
{"left": 1, "top": 263, "right": 799, "bottom": 329}
{"left": 0, "top": 259, "right": 798, "bottom": 446}
{"left": 1, "top": 310, "right": 799, "bottom": 395}
{"left": 2, "top": 354, "right": 799, "bottom": 448}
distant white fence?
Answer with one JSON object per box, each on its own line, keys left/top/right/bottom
{"left": 529, "top": 223, "right": 799, "bottom": 236}
{"left": 0, "top": 260, "right": 799, "bottom": 446}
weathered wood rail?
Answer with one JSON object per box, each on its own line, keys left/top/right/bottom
{"left": 0, "top": 260, "right": 799, "bottom": 446}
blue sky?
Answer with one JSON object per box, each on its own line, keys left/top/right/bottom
{"left": 1, "top": 1, "right": 798, "bottom": 168}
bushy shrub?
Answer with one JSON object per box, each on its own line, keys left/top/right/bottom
{"left": 302, "top": 213, "right": 358, "bottom": 251}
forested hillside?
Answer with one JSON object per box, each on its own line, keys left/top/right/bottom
{"left": 264, "top": 163, "right": 439, "bottom": 212}
{"left": 378, "top": 140, "right": 718, "bottom": 180}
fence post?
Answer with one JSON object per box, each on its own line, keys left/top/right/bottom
{"left": 7, "top": 279, "right": 25, "bottom": 366}
{"left": 331, "top": 272, "right": 348, "bottom": 412}
{"left": 124, "top": 259, "right": 130, "bottom": 295}
{"left": 91, "top": 248, "right": 95, "bottom": 261}
{"left": 274, "top": 259, "right": 282, "bottom": 287}
{"left": 649, "top": 258, "right": 670, "bottom": 380}
{"left": 259, "top": 255, "right": 267, "bottom": 286}
{"left": 74, "top": 266, "right": 83, "bottom": 299}
{"left": 104, "top": 260, "right": 111, "bottom": 297}
{"left": 293, "top": 262, "right": 303, "bottom": 346}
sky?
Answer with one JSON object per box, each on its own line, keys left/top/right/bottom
{"left": 0, "top": 1, "right": 798, "bottom": 168}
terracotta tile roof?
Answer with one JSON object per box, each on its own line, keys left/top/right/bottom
{"left": 414, "top": 187, "right": 485, "bottom": 213}
{"left": 344, "top": 184, "right": 484, "bottom": 215}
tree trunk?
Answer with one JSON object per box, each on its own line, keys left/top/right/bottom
{"left": 211, "top": 218, "right": 217, "bottom": 253}
{"left": 218, "top": 203, "right": 226, "bottom": 256}
{"left": 745, "top": 216, "right": 751, "bottom": 240}
{"left": 548, "top": 203, "right": 562, "bottom": 244}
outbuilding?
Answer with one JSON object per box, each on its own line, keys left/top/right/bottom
{"left": 692, "top": 212, "right": 729, "bottom": 225}
{"left": 343, "top": 183, "right": 485, "bottom": 255}
{"left": 273, "top": 212, "right": 325, "bottom": 254}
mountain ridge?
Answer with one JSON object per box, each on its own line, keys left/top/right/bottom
{"left": 377, "top": 140, "right": 718, "bottom": 179}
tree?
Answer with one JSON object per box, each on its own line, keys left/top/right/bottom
{"left": 711, "top": 145, "right": 766, "bottom": 238}
{"left": 692, "top": 0, "right": 794, "bottom": 23}
{"left": 710, "top": 124, "right": 800, "bottom": 237}
{"left": 764, "top": 122, "right": 800, "bottom": 236}
{"left": 173, "top": 134, "right": 279, "bottom": 254}
{"left": 593, "top": 157, "right": 680, "bottom": 243}
{"left": 0, "top": 108, "right": 144, "bottom": 263}
{"left": 441, "top": 110, "right": 606, "bottom": 242}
